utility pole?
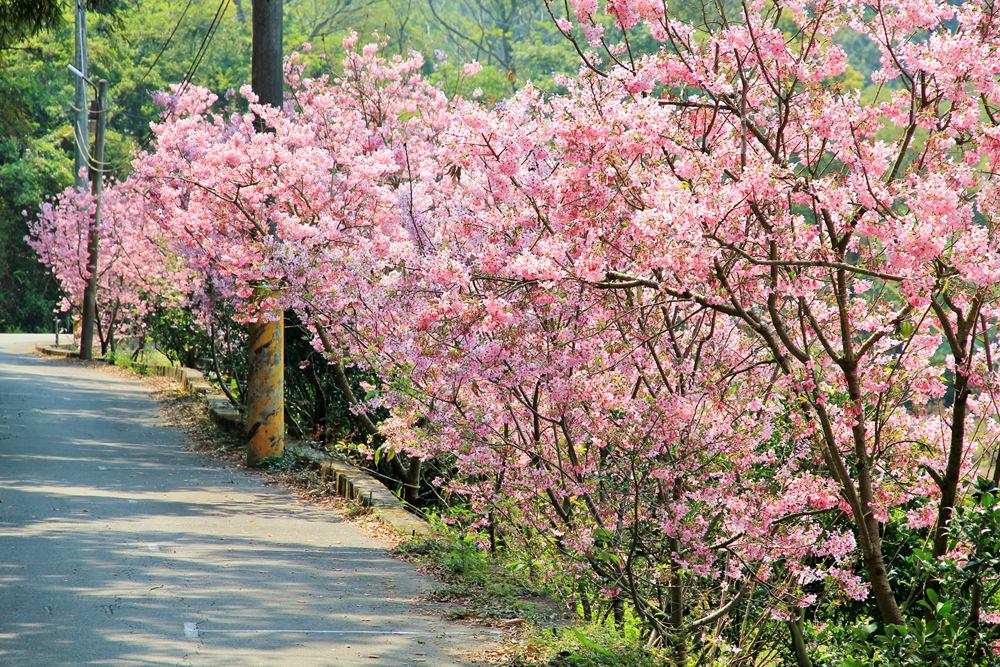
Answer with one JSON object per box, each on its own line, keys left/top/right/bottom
{"left": 73, "top": 0, "right": 88, "bottom": 189}
{"left": 79, "top": 79, "right": 107, "bottom": 361}
{"left": 72, "top": 0, "right": 99, "bottom": 360}
{"left": 246, "top": 0, "right": 284, "bottom": 465}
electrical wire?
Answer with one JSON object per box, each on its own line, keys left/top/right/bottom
{"left": 134, "top": 0, "right": 230, "bottom": 153}
{"left": 72, "top": 122, "right": 116, "bottom": 174}
{"left": 137, "top": 0, "right": 195, "bottom": 86}
{"left": 176, "top": 0, "right": 230, "bottom": 99}
{"left": 79, "top": 0, "right": 232, "bottom": 174}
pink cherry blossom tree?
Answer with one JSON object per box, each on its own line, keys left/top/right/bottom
{"left": 29, "top": 4, "right": 1000, "bottom": 659}
{"left": 27, "top": 181, "right": 185, "bottom": 354}
{"left": 543, "top": 0, "right": 1000, "bottom": 630}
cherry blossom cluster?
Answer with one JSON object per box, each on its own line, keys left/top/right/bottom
{"left": 26, "top": 180, "right": 186, "bottom": 348}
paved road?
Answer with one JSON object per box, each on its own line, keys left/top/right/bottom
{"left": 0, "top": 334, "right": 495, "bottom": 666}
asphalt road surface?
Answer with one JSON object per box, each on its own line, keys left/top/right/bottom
{"left": 0, "top": 334, "right": 496, "bottom": 666}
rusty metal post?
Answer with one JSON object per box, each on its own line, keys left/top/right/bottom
{"left": 246, "top": 313, "right": 283, "bottom": 465}
{"left": 246, "top": 0, "right": 284, "bottom": 465}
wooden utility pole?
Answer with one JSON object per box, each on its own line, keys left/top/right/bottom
{"left": 246, "top": 0, "right": 285, "bottom": 465}
{"left": 79, "top": 79, "right": 108, "bottom": 361}
{"left": 72, "top": 0, "right": 102, "bottom": 361}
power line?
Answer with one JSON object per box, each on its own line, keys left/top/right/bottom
{"left": 72, "top": 121, "right": 116, "bottom": 174}
{"left": 135, "top": 0, "right": 230, "bottom": 152}
{"left": 177, "top": 0, "right": 231, "bottom": 99}
{"left": 105, "top": 0, "right": 232, "bottom": 171}
{"left": 137, "top": 0, "right": 195, "bottom": 86}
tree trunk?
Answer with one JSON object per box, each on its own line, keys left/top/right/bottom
{"left": 860, "top": 525, "right": 903, "bottom": 625}
{"left": 668, "top": 541, "right": 686, "bottom": 666}
{"left": 933, "top": 370, "right": 970, "bottom": 558}
{"left": 612, "top": 595, "right": 625, "bottom": 632}
{"left": 787, "top": 610, "right": 813, "bottom": 667}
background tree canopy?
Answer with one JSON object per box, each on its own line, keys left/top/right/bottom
{"left": 0, "top": 0, "right": 581, "bottom": 332}
{"left": 0, "top": 0, "right": 884, "bottom": 332}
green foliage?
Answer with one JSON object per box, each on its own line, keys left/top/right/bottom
{"left": 105, "top": 344, "right": 173, "bottom": 370}
{"left": 0, "top": 0, "right": 121, "bottom": 48}
{"left": 283, "top": 316, "right": 362, "bottom": 442}
{"left": 144, "top": 306, "right": 213, "bottom": 369}
{"left": 395, "top": 512, "right": 562, "bottom": 622}
{"left": 811, "top": 478, "right": 1000, "bottom": 666}
{"left": 512, "top": 20, "right": 579, "bottom": 90}
{"left": 815, "top": 597, "right": 994, "bottom": 667}
{"left": 394, "top": 513, "right": 667, "bottom": 665}
{"left": 512, "top": 626, "right": 667, "bottom": 667}
{"left": 428, "top": 59, "right": 512, "bottom": 103}
{"left": 255, "top": 451, "right": 307, "bottom": 471}
{"left": 0, "top": 25, "right": 75, "bottom": 331}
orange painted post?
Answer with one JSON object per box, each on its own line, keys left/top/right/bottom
{"left": 246, "top": 0, "right": 285, "bottom": 466}
{"left": 246, "top": 312, "right": 283, "bottom": 465}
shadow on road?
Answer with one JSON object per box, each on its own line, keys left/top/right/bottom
{"left": 0, "top": 337, "right": 491, "bottom": 666}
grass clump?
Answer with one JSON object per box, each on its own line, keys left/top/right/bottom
{"left": 394, "top": 521, "right": 666, "bottom": 666}
{"left": 511, "top": 626, "right": 667, "bottom": 667}
{"left": 255, "top": 451, "right": 308, "bottom": 472}
{"left": 395, "top": 531, "right": 563, "bottom": 623}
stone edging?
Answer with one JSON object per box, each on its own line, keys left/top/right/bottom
{"left": 35, "top": 345, "right": 78, "bottom": 358}
{"left": 36, "top": 344, "right": 431, "bottom": 538}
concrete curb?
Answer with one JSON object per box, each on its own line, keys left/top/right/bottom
{"left": 37, "top": 345, "right": 78, "bottom": 358}
{"left": 286, "top": 444, "right": 432, "bottom": 538}
{"left": 36, "top": 344, "right": 431, "bottom": 538}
